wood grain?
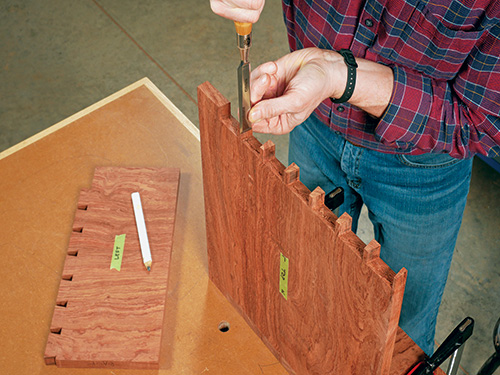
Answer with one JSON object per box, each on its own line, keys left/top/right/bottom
{"left": 44, "top": 166, "right": 180, "bottom": 369}
{"left": 198, "top": 81, "right": 409, "bottom": 375}
{"left": 0, "top": 79, "right": 445, "bottom": 375}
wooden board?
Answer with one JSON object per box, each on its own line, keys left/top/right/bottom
{"left": 0, "top": 79, "right": 444, "bottom": 375}
{"left": 44, "top": 166, "right": 180, "bottom": 369}
{"left": 198, "top": 81, "right": 408, "bottom": 375}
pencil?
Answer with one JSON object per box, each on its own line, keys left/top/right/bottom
{"left": 131, "top": 192, "right": 152, "bottom": 271}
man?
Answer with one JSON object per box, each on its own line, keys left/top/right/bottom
{"left": 210, "top": 0, "right": 500, "bottom": 355}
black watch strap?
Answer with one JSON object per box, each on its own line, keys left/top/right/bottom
{"left": 331, "top": 49, "right": 358, "bottom": 104}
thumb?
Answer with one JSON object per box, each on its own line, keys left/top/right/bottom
{"left": 249, "top": 93, "right": 298, "bottom": 123}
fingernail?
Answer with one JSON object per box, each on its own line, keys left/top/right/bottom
{"left": 249, "top": 109, "right": 261, "bottom": 123}
{"left": 260, "top": 75, "right": 268, "bottom": 84}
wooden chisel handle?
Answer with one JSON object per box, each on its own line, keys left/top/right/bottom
{"left": 234, "top": 21, "right": 252, "bottom": 36}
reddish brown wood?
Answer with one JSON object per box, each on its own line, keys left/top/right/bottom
{"left": 308, "top": 187, "right": 325, "bottom": 211}
{"left": 44, "top": 166, "right": 180, "bottom": 369}
{"left": 198, "top": 81, "right": 409, "bottom": 375}
{"left": 284, "top": 163, "right": 300, "bottom": 185}
{"left": 364, "top": 239, "right": 382, "bottom": 263}
{"left": 260, "top": 140, "right": 276, "bottom": 162}
{"left": 391, "top": 328, "right": 428, "bottom": 375}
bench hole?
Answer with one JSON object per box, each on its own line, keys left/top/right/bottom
{"left": 218, "top": 321, "right": 230, "bottom": 333}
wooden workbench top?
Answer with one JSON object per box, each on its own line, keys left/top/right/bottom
{"left": 0, "top": 78, "right": 441, "bottom": 375}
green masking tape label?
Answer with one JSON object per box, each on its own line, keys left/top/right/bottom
{"left": 110, "top": 234, "right": 126, "bottom": 271}
{"left": 279, "top": 253, "right": 289, "bottom": 300}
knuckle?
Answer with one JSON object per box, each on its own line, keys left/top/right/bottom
{"left": 248, "top": 0, "right": 264, "bottom": 10}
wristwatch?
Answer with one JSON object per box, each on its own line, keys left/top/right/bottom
{"left": 331, "top": 49, "right": 358, "bottom": 104}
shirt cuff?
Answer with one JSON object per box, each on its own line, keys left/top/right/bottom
{"left": 375, "top": 65, "right": 433, "bottom": 152}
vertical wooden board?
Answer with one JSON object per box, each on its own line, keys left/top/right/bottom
{"left": 44, "top": 167, "right": 179, "bottom": 369}
{"left": 198, "top": 82, "right": 408, "bottom": 375}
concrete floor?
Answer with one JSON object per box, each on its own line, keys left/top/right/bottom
{"left": 1, "top": 1, "right": 498, "bottom": 374}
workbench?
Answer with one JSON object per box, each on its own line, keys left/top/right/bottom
{"left": 0, "top": 78, "right": 443, "bottom": 375}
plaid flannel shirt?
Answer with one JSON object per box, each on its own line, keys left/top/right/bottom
{"left": 282, "top": 0, "right": 500, "bottom": 158}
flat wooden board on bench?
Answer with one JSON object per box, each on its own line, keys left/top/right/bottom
{"left": 44, "top": 166, "right": 180, "bottom": 369}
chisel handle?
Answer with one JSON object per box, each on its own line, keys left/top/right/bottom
{"left": 234, "top": 21, "right": 252, "bottom": 36}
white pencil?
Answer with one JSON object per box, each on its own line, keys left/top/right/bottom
{"left": 131, "top": 192, "right": 152, "bottom": 271}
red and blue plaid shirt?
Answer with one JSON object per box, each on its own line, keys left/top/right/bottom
{"left": 282, "top": 0, "right": 500, "bottom": 158}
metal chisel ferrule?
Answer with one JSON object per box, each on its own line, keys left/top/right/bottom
{"left": 237, "top": 33, "right": 252, "bottom": 63}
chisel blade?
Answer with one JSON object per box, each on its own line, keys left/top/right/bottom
{"left": 238, "top": 61, "right": 251, "bottom": 133}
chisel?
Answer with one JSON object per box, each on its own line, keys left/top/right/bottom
{"left": 235, "top": 21, "right": 252, "bottom": 133}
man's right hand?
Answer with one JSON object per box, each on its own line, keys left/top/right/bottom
{"left": 210, "top": 0, "right": 265, "bottom": 23}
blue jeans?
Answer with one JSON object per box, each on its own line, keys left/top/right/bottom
{"left": 289, "top": 114, "right": 473, "bottom": 355}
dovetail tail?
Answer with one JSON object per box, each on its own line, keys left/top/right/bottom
{"left": 72, "top": 227, "right": 83, "bottom": 233}
{"left": 260, "top": 140, "right": 275, "bottom": 162}
{"left": 284, "top": 163, "right": 300, "bottom": 185}
{"left": 336, "top": 213, "right": 352, "bottom": 235}
{"left": 56, "top": 301, "right": 68, "bottom": 308}
{"left": 308, "top": 187, "right": 325, "bottom": 211}
{"left": 363, "top": 240, "right": 381, "bottom": 263}
{"left": 77, "top": 204, "right": 88, "bottom": 211}
{"left": 62, "top": 274, "right": 73, "bottom": 281}
{"left": 394, "top": 267, "right": 408, "bottom": 289}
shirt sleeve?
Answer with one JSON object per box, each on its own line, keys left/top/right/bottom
{"left": 375, "top": 26, "right": 500, "bottom": 159}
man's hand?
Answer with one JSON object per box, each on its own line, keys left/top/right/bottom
{"left": 248, "top": 48, "right": 394, "bottom": 134}
{"left": 248, "top": 48, "right": 345, "bottom": 134}
{"left": 210, "top": 0, "right": 265, "bottom": 23}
